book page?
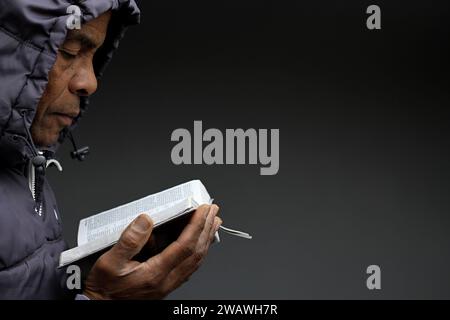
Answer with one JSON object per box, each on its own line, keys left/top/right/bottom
{"left": 77, "top": 180, "right": 211, "bottom": 246}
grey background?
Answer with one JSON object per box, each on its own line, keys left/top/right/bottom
{"left": 48, "top": 0, "right": 450, "bottom": 299}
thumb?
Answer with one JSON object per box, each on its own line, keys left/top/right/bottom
{"left": 110, "top": 214, "right": 154, "bottom": 261}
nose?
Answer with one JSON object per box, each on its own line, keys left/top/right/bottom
{"left": 68, "top": 60, "right": 98, "bottom": 97}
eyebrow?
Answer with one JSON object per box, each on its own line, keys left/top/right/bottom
{"left": 65, "top": 32, "right": 100, "bottom": 50}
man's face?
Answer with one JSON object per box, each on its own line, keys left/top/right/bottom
{"left": 31, "top": 11, "right": 111, "bottom": 147}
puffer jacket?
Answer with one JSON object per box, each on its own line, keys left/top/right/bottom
{"left": 0, "top": 0, "right": 140, "bottom": 299}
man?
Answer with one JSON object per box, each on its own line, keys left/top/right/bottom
{"left": 0, "top": 0, "right": 221, "bottom": 299}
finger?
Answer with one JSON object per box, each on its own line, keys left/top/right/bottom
{"left": 208, "top": 216, "right": 222, "bottom": 246}
{"left": 161, "top": 220, "right": 216, "bottom": 294}
{"left": 161, "top": 210, "right": 221, "bottom": 292}
{"left": 184, "top": 204, "right": 217, "bottom": 261}
{"left": 144, "top": 233, "right": 158, "bottom": 253}
{"left": 198, "top": 205, "right": 219, "bottom": 250}
{"left": 110, "top": 214, "right": 154, "bottom": 261}
{"left": 198, "top": 205, "right": 219, "bottom": 251}
{"left": 176, "top": 204, "right": 212, "bottom": 250}
{"left": 162, "top": 261, "right": 197, "bottom": 293}
{"left": 146, "top": 205, "right": 210, "bottom": 274}
{"left": 161, "top": 245, "right": 204, "bottom": 293}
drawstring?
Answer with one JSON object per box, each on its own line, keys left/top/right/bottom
{"left": 13, "top": 111, "right": 46, "bottom": 167}
{"left": 15, "top": 111, "right": 79, "bottom": 215}
{"left": 68, "top": 131, "right": 90, "bottom": 161}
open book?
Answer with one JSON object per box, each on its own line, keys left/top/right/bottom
{"left": 59, "top": 180, "right": 251, "bottom": 268}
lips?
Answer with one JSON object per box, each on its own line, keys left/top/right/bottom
{"left": 52, "top": 112, "right": 78, "bottom": 126}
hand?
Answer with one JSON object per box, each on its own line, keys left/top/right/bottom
{"left": 83, "top": 204, "right": 222, "bottom": 299}
{"left": 138, "top": 212, "right": 195, "bottom": 259}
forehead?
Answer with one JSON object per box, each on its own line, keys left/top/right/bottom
{"left": 64, "top": 11, "right": 111, "bottom": 49}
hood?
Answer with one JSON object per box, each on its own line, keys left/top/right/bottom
{"left": 0, "top": 0, "right": 140, "bottom": 167}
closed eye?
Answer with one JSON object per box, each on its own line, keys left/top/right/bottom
{"left": 59, "top": 49, "right": 77, "bottom": 60}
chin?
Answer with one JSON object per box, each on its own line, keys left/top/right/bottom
{"left": 33, "top": 132, "right": 60, "bottom": 148}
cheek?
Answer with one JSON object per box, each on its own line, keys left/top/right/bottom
{"left": 45, "top": 78, "right": 70, "bottom": 104}
{"left": 35, "top": 71, "right": 72, "bottom": 121}
{"left": 32, "top": 98, "right": 49, "bottom": 130}
{"left": 44, "top": 59, "right": 74, "bottom": 104}
{"left": 32, "top": 114, "right": 58, "bottom": 136}
{"left": 30, "top": 114, "right": 61, "bottom": 146}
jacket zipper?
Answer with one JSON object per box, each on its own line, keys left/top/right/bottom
{"left": 27, "top": 158, "right": 42, "bottom": 216}
{"left": 28, "top": 156, "right": 63, "bottom": 217}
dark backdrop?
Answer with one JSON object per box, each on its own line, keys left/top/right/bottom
{"left": 48, "top": 0, "right": 450, "bottom": 299}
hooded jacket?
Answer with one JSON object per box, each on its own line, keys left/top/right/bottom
{"left": 0, "top": 0, "right": 140, "bottom": 299}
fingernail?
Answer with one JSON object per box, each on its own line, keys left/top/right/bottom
{"left": 133, "top": 215, "right": 151, "bottom": 232}
{"left": 204, "top": 205, "right": 211, "bottom": 218}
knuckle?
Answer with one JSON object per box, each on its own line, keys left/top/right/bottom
{"left": 196, "top": 205, "right": 210, "bottom": 220}
{"left": 95, "top": 255, "right": 112, "bottom": 274}
{"left": 142, "top": 264, "right": 161, "bottom": 288}
{"left": 187, "top": 243, "right": 197, "bottom": 257}
{"left": 149, "top": 255, "right": 162, "bottom": 269}
{"left": 192, "top": 251, "right": 204, "bottom": 264}
{"left": 177, "top": 240, "right": 196, "bottom": 257}
{"left": 120, "top": 233, "right": 140, "bottom": 250}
